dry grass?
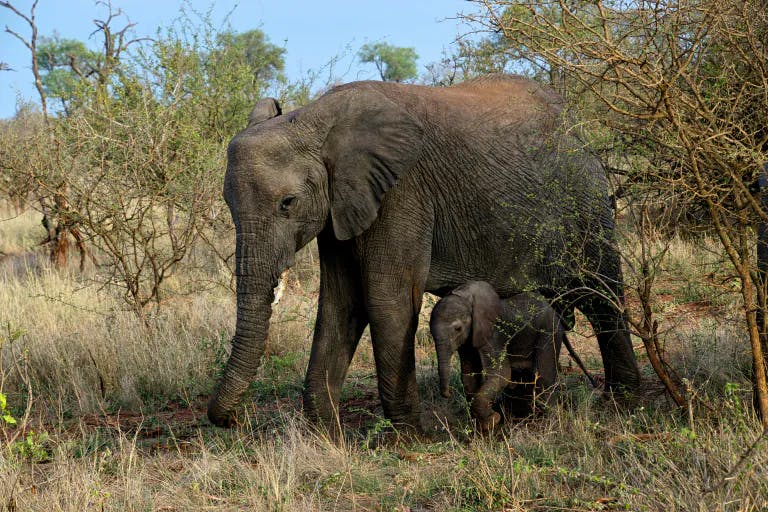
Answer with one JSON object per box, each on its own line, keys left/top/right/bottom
{"left": 0, "top": 206, "right": 44, "bottom": 256}
{"left": 0, "top": 262, "right": 234, "bottom": 413}
{"left": 1, "top": 392, "right": 765, "bottom": 511}
{"left": 1, "top": 203, "right": 767, "bottom": 511}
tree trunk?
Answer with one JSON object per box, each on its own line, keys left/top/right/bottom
{"left": 754, "top": 162, "right": 768, "bottom": 426}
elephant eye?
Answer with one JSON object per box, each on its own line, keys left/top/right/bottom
{"left": 279, "top": 195, "right": 296, "bottom": 213}
{"left": 453, "top": 324, "right": 462, "bottom": 332}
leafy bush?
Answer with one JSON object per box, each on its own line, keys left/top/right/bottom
{"left": 1, "top": 3, "right": 292, "bottom": 316}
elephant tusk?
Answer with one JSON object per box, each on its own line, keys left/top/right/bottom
{"left": 271, "top": 269, "right": 290, "bottom": 305}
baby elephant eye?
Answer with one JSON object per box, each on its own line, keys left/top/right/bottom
{"left": 279, "top": 195, "right": 296, "bottom": 212}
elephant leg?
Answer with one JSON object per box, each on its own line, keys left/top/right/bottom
{"left": 458, "top": 345, "right": 483, "bottom": 401}
{"left": 359, "top": 202, "right": 434, "bottom": 429}
{"left": 303, "top": 234, "right": 368, "bottom": 433}
{"left": 532, "top": 331, "right": 560, "bottom": 411}
{"left": 366, "top": 279, "right": 426, "bottom": 430}
{"left": 502, "top": 381, "right": 534, "bottom": 419}
{"left": 577, "top": 294, "right": 640, "bottom": 391}
{"left": 471, "top": 360, "right": 510, "bottom": 432}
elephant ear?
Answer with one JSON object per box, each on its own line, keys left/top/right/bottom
{"left": 464, "top": 282, "right": 503, "bottom": 350}
{"left": 249, "top": 98, "right": 282, "bottom": 126}
{"left": 321, "top": 89, "right": 424, "bottom": 240}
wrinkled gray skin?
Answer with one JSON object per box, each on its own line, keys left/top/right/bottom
{"left": 430, "top": 281, "right": 582, "bottom": 431}
{"left": 208, "top": 75, "right": 640, "bottom": 431}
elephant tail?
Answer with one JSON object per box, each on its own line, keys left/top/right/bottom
{"left": 561, "top": 331, "right": 598, "bottom": 388}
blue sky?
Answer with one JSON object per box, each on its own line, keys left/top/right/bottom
{"left": 0, "top": 0, "right": 480, "bottom": 118}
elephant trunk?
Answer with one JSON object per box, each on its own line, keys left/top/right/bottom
{"left": 437, "top": 343, "right": 453, "bottom": 398}
{"left": 208, "top": 229, "right": 281, "bottom": 427}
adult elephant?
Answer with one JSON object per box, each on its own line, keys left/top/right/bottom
{"left": 208, "top": 75, "right": 640, "bottom": 429}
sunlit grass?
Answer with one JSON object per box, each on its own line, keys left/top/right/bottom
{"left": 1, "top": 203, "right": 766, "bottom": 511}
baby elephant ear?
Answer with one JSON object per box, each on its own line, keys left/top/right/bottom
{"left": 321, "top": 89, "right": 424, "bottom": 240}
{"left": 249, "top": 97, "right": 282, "bottom": 126}
{"left": 467, "top": 282, "right": 503, "bottom": 350}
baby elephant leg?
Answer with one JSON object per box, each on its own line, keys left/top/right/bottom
{"left": 502, "top": 381, "right": 535, "bottom": 419}
{"left": 459, "top": 348, "right": 483, "bottom": 402}
{"left": 471, "top": 364, "right": 510, "bottom": 432}
{"left": 532, "top": 331, "right": 561, "bottom": 413}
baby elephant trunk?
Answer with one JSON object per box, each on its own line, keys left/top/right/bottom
{"left": 437, "top": 344, "right": 453, "bottom": 398}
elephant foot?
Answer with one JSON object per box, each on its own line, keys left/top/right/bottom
{"left": 208, "top": 412, "right": 238, "bottom": 428}
{"left": 207, "top": 399, "right": 239, "bottom": 428}
{"left": 471, "top": 397, "right": 499, "bottom": 431}
{"left": 301, "top": 395, "right": 344, "bottom": 441}
{"left": 601, "top": 383, "right": 642, "bottom": 411}
{"left": 380, "top": 395, "right": 424, "bottom": 434}
{"left": 605, "top": 375, "right": 642, "bottom": 394}
{"left": 477, "top": 411, "right": 502, "bottom": 433}
{"left": 388, "top": 411, "right": 425, "bottom": 434}
{"left": 304, "top": 415, "right": 344, "bottom": 443}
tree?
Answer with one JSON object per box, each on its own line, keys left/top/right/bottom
{"left": 0, "top": 102, "right": 44, "bottom": 212}
{"left": 51, "top": 22, "right": 286, "bottom": 316}
{"left": 36, "top": 35, "right": 100, "bottom": 110}
{"left": 358, "top": 42, "right": 418, "bottom": 82}
{"left": 2, "top": 1, "right": 149, "bottom": 270}
{"left": 201, "top": 29, "right": 286, "bottom": 142}
{"left": 422, "top": 40, "right": 508, "bottom": 86}
{"left": 1, "top": 1, "right": 288, "bottom": 315}
{"left": 468, "top": 0, "right": 768, "bottom": 427}
{"left": 214, "top": 29, "right": 284, "bottom": 83}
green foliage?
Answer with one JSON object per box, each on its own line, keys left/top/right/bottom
{"left": 200, "top": 28, "right": 287, "bottom": 141}
{"left": 37, "top": 35, "right": 101, "bottom": 109}
{"left": 422, "top": 41, "right": 500, "bottom": 86}
{"left": 214, "top": 29, "right": 285, "bottom": 82}
{"left": 1, "top": 322, "right": 52, "bottom": 462}
{"left": 1, "top": 0, "right": 301, "bottom": 314}
{"left": 1, "top": 324, "right": 26, "bottom": 426}
{"left": 2, "top": 9, "right": 292, "bottom": 314}
{"left": 249, "top": 352, "right": 304, "bottom": 401}
{"left": 12, "top": 431, "right": 51, "bottom": 463}
{"left": 0, "top": 323, "right": 24, "bottom": 425}
{"left": 358, "top": 42, "right": 418, "bottom": 82}
{"left": 0, "top": 103, "right": 46, "bottom": 208}
{"left": 0, "top": 392, "right": 16, "bottom": 425}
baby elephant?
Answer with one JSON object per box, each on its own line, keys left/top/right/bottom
{"left": 430, "top": 281, "right": 591, "bottom": 431}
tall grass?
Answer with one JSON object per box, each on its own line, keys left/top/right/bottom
{"left": 1, "top": 204, "right": 766, "bottom": 511}
{"left": 0, "top": 263, "right": 233, "bottom": 413}
{"left": 1, "top": 391, "right": 764, "bottom": 511}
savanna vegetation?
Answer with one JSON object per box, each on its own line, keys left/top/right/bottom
{"left": 0, "top": 1, "right": 766, "bottom": 510}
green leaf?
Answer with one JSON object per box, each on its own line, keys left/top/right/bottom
{"left": 358, "top": 42, "right": 418, "bottom": 83}
{"left": 0, "top": 392, "right": 6, "bottom": 410}
{"left": 2, "top": 414, "right": 16, "bottom": 425}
